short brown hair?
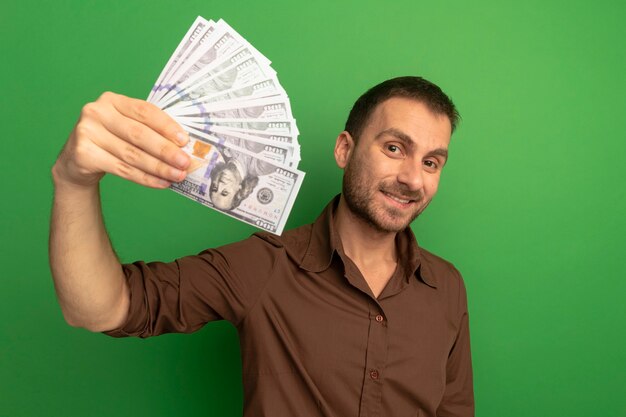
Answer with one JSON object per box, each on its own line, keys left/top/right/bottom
{"left": 344, "top": 76, "right": 460, "bottom": 140}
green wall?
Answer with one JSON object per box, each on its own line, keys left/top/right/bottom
{"left": 1, "top": 0, "right": 624, "bottom": 416}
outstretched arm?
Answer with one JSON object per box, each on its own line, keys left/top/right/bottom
{"left": 49, "top": 92, "right": 190, "bottom": 332}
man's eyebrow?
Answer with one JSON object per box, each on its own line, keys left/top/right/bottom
{"left": 375, "top": 128, "right": 414, "bottom": 149}
{"left": 428, "top": 148, "right": 449, "bottom": 160}
{"left": 376, "top": 128, "right": 449, "bottom": 160}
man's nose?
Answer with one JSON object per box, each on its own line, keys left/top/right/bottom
{"left": 397, "top": 161, "right": 424, "bottom": 191}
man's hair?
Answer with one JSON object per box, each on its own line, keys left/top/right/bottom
{"left": 344, "top": 76, "right": 460, "bottom": 141}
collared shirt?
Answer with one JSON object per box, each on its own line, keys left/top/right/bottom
{"left": 105, "top": 197, "right": 474, "bottom": 417}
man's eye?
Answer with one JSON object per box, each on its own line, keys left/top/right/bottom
{"left": 385, "top": 144, "right": 403, "bottom": 155}
{"left": 424, "top": 160, "right": 438, "bottom": 170}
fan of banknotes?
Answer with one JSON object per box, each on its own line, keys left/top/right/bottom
{"left": 147, "top": 16, "right": 304, "bottom": 235}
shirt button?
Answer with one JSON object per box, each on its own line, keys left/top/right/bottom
{"left": 369, "top": 370, "right": 379, "bottom": 380}
{"left": 375, "top": 314, "right": 384, "bottom": 323}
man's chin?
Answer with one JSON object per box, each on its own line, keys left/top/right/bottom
{"left": 344, "top": 193, "right": 420, "bottom": 233}
{"left": 366, "top": 210, "right": 417, "bottom": 233}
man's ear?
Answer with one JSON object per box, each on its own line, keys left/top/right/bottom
{"left": 334, "top": 131, "right": 355, "bottom": 169}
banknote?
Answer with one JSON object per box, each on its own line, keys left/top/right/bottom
{"left": 156, "top": 46, "right": 254, "bottom": 107}
{"left": 173, "top": 131, "right": 304, "bottom": 234}
{"left": 185, "top": 126, "right": 297, "bottom": 167}
{"left": 149, "top": 17, "right": 303, "bottom": 234}
{"left": 182, "top": 122, "right": 301, "bottom": 164}
{"left": 150, "top": 22, "right": 218, "bottom": 103}
{"left": 167, "top": 77, "right": 286, "bottom": 113}
{"left": 148, "top": 17, "right": 214, "bottom": 102}
{"left": 165, "top": 96, "right": 294, "bottom": 121}
{"left": 172, "top": 117, "right": 299, "bottom": 136}
{"left": 159, "top": 46, "right": 275, "bottom": 109}
{"left": 181, "top": 119, "right": 298, "bottom": 146}
{"left": 156, "top": 19, "right": 272, "bottom": 104}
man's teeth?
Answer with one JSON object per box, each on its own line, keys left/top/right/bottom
{"left": 384, "top": 192, "right": 411, "bottom": 204}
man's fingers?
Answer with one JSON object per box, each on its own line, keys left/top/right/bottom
{"left": 66, "top": 92, "right": 192, "bottom": 189}
{"left": 100, "top": 92, "right": 189, "bottom": 146}
{"left": 93, "top": 126, "right": 187, "bottom": 184}
{"left": 82, "top": 142, "right": 172, "bottom": 189}
{"left": 56, "top": 92, "right": 190, "bottom": 189}
{"left": 100, "top": 112, "right": 190, "bottom": 171}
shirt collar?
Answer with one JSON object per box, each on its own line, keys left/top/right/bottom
{"left": 293, "top": 195, "right": 437, "bottom": 288}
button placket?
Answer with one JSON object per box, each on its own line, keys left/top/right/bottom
{"left": 358, "top": 303, "right": 388, "bottom": 417}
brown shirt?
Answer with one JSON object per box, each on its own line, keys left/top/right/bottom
{"left": 105, "top": 197, "right": 474, "bottom": 417}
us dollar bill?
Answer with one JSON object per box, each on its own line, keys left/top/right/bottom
{"left": 172, "top": 131, "right": 304, "bottom": 235}
{"left": 150, "top": 22, "right": 218, "bottom": 104}
{"left": 157, "top": 45, "right": 254, "bottom": 107}
{"left": 172, "top": 117, "right": 299, "bottom": 136}
{"left": 148, "top": 17, "right": 214, "bottom": 102}
{"left": 184, "top": 126, "right": 297, "bottom": 167}
{"left": 149, "top": 17, "right": 304, "bottom": 233}
{"left": 164, "top": 96, "right": 294, "bottom": 121}
{"left": 156, "top": 21, "right": 271, "bottom": 104}
{"left": 181, "top": 122, "right": 300, "bottom": 164}
{"left": 159, "top": 46, "right": 273, "bottom": 108}
{"left": 180, "top": 119, "right": 298, "bottom": 145}
{"left": 168, "top": 77, "right": 285, "bottom": 113}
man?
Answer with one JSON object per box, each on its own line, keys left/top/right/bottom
{"left": 50, "top": 76, "right": 474, "bottom": 417}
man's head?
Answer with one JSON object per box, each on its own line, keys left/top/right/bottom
{"left": 345, "top": 76, "right": 459, "bottom": 142}
{"left": 209, "top": 162, "right": 258, "bottom": 211}
{"left": 335, "top": 76, "right": 458, "bottom": 233}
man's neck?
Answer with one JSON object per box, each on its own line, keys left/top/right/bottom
{"left": 334, "top": 195, "right": 398, "bottom": 274}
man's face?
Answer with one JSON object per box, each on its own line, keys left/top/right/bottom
{"left": 209, "top": 163, "right": 242, "bottom": 211}
{"left": 337, "top": 97, "right": 452, "bottom": 233}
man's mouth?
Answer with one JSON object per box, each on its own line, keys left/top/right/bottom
{"left": 382, "top": 191, "right": 416, "bottom": 205}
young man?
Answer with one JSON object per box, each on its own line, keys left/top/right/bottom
{"left": 50, "top": 76, "right": 474, "bottom": 417}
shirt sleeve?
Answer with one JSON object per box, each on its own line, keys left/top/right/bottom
{"left": 437, "top": 269, "right": 475, "bottom": 417}
{"left": 103, "top": 234, "right": 280, "bottom": 338}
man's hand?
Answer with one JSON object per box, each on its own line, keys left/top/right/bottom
{"left": 50, "top": 92, "right": 193, "bottom": 332}
{"left": 53, "top": 92, "right": 190, "bottom": 189}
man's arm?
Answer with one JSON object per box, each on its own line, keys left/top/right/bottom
{"left": 49, "top": 92, "right": 190, "bottom": 332}
{"left": 437, "top": 270, "right": 474, "bottom": 417}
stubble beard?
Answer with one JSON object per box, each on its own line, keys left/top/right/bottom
{"left": 342, "top": 160, "right": 428, "bottom": 234}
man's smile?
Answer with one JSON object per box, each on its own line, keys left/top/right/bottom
{"left": 379, "top": 187, "right": 422, "bottom": 207}
{"left": 382, "top": 191, "right": 412, "bottom": 205}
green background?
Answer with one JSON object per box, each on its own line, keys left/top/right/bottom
{"left": 1, "top": 0, "right": 624, "bottom": 416}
